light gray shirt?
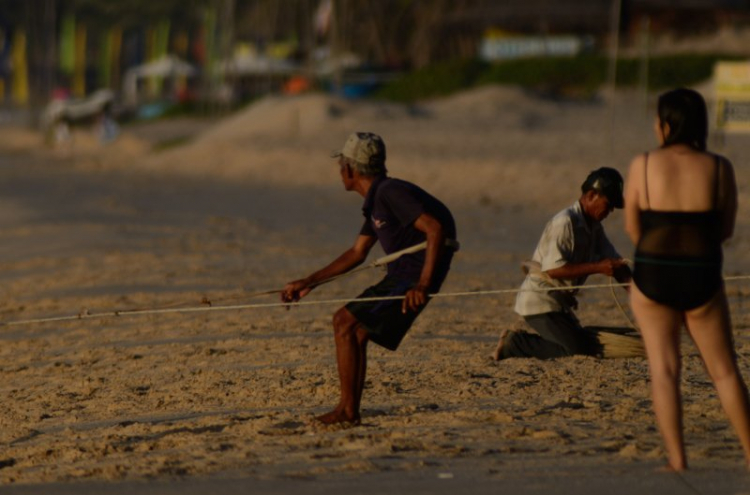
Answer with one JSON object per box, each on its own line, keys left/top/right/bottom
{"left": 514, "top": 201, "right": 620, "bottom": 316}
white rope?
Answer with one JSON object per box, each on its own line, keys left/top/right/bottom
{"left": 610, "top": 277, "right": 637, "bottom": 330}
{"left": 0, "top": 240, "right": 441, "bottom": 327}
{"left": 230, "top": 239, "right": 456, "bottom": 300}
{"left": 610, "top": 259, "right": 638, "bottom": 330}
{"left": 3, "top": 275, "right": 750, "bottom": 328}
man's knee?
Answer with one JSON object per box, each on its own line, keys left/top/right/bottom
{"left": 528, "top": 313, "right": 597, "bottom": 356}
{"left": 333, "top": 308, "right": 359, "bottom": 338}
{"left": 355, "top": 327, "right": 369, "bottom": 346}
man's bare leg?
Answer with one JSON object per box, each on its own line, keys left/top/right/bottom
{"left": 353, "top": 328, "right": 369, "bottom": 414}
{"left": 317, "top": 307, "right": 366, "bottom": 425}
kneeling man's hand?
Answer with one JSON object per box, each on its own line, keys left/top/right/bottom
{"left": 598, "top": 258, "right": 629, "bottom": 277}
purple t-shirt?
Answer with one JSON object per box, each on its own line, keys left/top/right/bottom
{"left": 360, "top": 177, "right": 456, "bottom": 284}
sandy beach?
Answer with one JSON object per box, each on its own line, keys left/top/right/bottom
{"left": 0, "top": 87, "right": 749, "bottom": 490}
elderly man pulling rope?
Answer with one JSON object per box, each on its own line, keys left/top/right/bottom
{"left": 282, "top": 132, "right": 459, "bottom": 425}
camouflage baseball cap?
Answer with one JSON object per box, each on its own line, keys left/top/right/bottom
{"left": 331, "top": 132, "right": 386, "bottom": 167}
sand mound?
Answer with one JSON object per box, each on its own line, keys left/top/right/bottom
{"left": 77, "top": 83, "right": 748, "bottom": 209}
{"left": 198, "top": 93, "right": 340, "bottom": 143}
{"left": 121, "top": 87, "right": 646, "bottom": 207}
{"left": 137, "top": 93, "right": 433, "bottom": 188}
{"left": 426, "top": 85, "right": 536, "bottom": 120}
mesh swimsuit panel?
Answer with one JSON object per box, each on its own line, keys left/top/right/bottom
{"left": 633, "top": 154, "right": 723, "bottom": 311}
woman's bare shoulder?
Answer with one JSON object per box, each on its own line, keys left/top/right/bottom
{"left": 630, "top": 150, "right": 651, "bottom": 164}
{"left": 627, "top": 150, "right": 650, "bottom": 173}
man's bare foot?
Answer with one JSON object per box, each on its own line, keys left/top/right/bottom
{"left": 316, "top": 409, "right": 361, "bottom": 426}
{"left": 492, "top": 329, "right": 510, "bottom": 361}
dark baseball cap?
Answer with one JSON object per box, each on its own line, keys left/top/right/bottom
{"left": 581, "top": 167, "right": 624, "bottom": 209}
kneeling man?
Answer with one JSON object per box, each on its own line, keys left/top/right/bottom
{"left": 494, "top": 168, "right": 631, "bottom": 360}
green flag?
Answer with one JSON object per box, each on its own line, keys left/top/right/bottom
{"left": 59, "top": 14, "right": 75, "bottom": 76}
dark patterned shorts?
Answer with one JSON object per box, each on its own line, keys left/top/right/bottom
{"left": 345, "top": 276, "right": 428, "bottom": 351}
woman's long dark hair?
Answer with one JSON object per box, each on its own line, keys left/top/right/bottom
{"left": 657, "top": 88, "right": 708, "bottom": 151}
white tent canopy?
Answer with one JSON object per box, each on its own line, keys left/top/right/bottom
{"left": 123, "top": 55, "right": 197, "bottom": 106}
{"left": 220, "top": 54, "right": 299, "bottom": 76}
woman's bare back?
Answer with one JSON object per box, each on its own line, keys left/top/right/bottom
{"left": 642, "top": 145, "right": 721, "bottom": 212}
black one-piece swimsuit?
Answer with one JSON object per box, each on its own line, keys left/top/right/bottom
{"left": 633, "top": 154, "right": 724, "bottom": 311}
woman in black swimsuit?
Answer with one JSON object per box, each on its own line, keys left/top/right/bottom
{"left": 624, "top": 88, "right": 750, "bottom": 472}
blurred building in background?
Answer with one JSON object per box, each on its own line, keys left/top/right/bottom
{"left": 0, "top": 0, "right": 748, "bottom": 123}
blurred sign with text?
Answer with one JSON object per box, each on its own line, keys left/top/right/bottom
{"left": 715, "top": 61, "right": 750, "bottom": 133}
{"left": 479, "top": 32, "right": 593, "bottom": 61}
